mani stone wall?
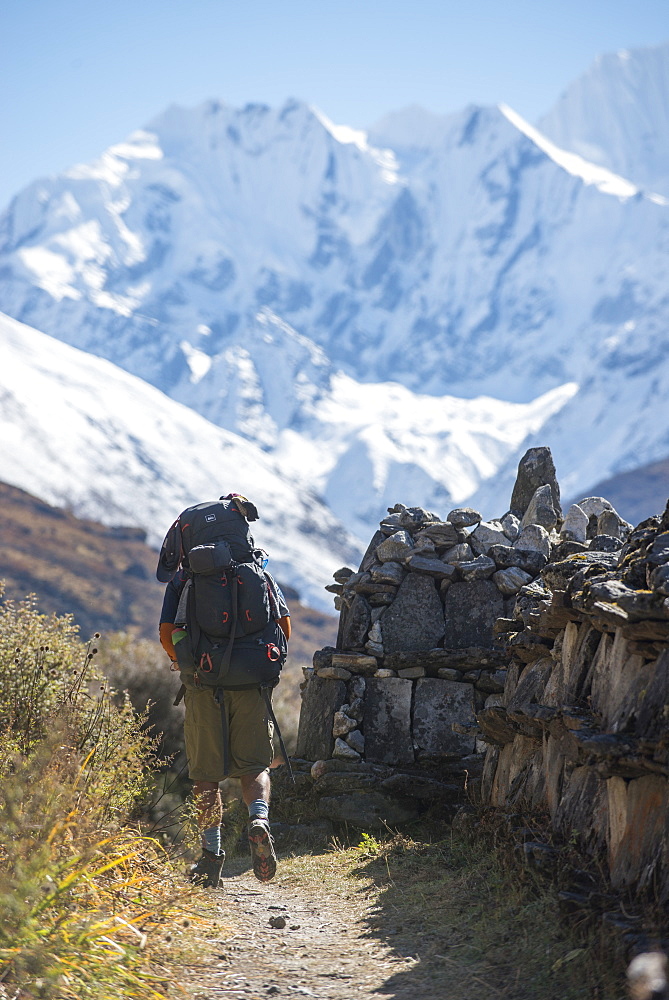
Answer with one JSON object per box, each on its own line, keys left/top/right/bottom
{"left": 479, "top": 496, "right": 669, "bottom": 904}
{"left": 293, "top": 447, "right": 583, "bottom": 827}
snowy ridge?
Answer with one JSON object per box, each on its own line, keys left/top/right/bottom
{"left": 1, "top": 41, "right": 669, "bottom": 569}
{"left": 0, "top": 310, "right": 360, "bottom": 611}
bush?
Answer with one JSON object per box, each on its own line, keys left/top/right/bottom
{"left": 0, "top": 586, "right": 190, "bottom": 998}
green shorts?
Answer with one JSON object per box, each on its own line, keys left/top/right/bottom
{"left": 183, "top": 686, "right": 275, "bottom": 782}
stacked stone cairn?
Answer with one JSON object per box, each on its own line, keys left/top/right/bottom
{"left": 290, "top": 446, "right": 589, "bottom": 828}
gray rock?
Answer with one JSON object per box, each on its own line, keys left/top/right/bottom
{"left": 370, "top": 560, "right": 405, "bottom": 585}
{"left": 575, "top": 496, "right": 613, "bottom": 519}
{"left": 520, "top": 484, "right": 559, "bottom": 532}
{"left": 333, "top": 566, "right": 355, "bottom": 584}
{"left": 501, "top": 512, "right": 521, "bottom": 541}
{"left": 513, "top": 523, "right": 551, "bottom": 560}
{"left": 406, "top": 554, "right": 458, "bottom": 579}
{"left": 332, "top": 653, "right": 378, "bottom": 675}
{"left": 365, "top": 641, "right": 384, "bottom": 656}
{"left": 413, "top": 678, "right": 477, "bottom": 755}
{"left": 379, "top": 513, "right": 403, "bottom": 534}
{"left": 346, "top": 730, "right": 365, "bottom": 754}
{"left": 597, "top": 509, "right": 632, "bottom": 539}
{"left": 415, "top": 521, "right": 460, "bottom": 548}
{"left": 442, "top": 542, "right": 474, "bottom": 564}
{"left": 312, "top": 771, "right": 377, "bottom": 795}
{"left": 381, "top": 573, "right": 445, "bottom": 653}
{"left": 333, "top": 710, "right": 358, "bottom": 737}
{"left": 458, "top": 554, "right": 496, "bottom": 581}
{"left": 484, "top": 693, "right": 504, "bottom": 709}
{"left": 376, "top": 530, "right": 414, "bottom": 562}
{"left": 470, "top": 521, "right": 510, "bottom": 555}
{"left": 542, "top": 552, "right": 619, "bottom": 593}
{"left": 560, "top": 503, "right": 588, "bottom": 543}
{"left": 348, "top": 676, "right": 366, "bottom": 701}
{"left": 317, "top": 791, "right": 419, "bottom": 828}
{"left": 397, "top": 666, "right": 426, "bottom": 679}
{"left": 589, "top": 534, "right": 623, "bottom": 552}
{"left": 447, "top": 507, "right": 482, "bottom": 529}
{"left": 295, "top": 676, "right": 347, "bottom": 760}
{"left": 488, "top": 544, "right": 547, "bottom": 576}
{"left": 374, "top": 668, "right": 397, "bottom": 677}
{"left": 651, "top": 564, "right": 669, "bottom": 597}
{"left": 359, "top": 530, "right": 387, "bottom": 571}
{"left": 443, "top": 580, "right": 505, "bottom": 649}
{"left": 510, "top": 447, "right": 561, "bottom": 518}
{"left": 368, "top": 620, "right": 383, "bottom": 643}
{"left": 333, "top": 737, "right": 361, "bottom": 761}
{"left": 437, "top": 668, "right": 463, "bottom": 681}
{"left": 477, "top": 669, "right": 507, "bottom": 694}
{"left": 493, "top": 566, "right": 533, "bottom": 595}
{"left": 380, "top": 773, "right": 456, "bottom": 801}
{"left": 317, "top": 666, "right": 352, "bottom": 680}
{"left": 348, "top": 696, "right": 364, "bottom": 721}
{"left": 363, "top": 678, "right": 414, "bottom": 765}
{"left": 339, "top": 593, "right": 371, "bottom": 650}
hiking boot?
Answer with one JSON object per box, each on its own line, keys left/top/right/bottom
{"left": 189, "top": 848, "right": 225, "bottom": 888}
{"left": 248, "top": 817, "right": 277, "bottom": 882}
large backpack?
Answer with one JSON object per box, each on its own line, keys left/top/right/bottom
{"left": 157, "top": 496, "right": 291, "bottom": 777}
{"left": 157, "top": 496, "right": 286, "bottom": 690}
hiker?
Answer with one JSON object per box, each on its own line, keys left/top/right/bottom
{"left": 157, "top": 494, "right": 291, "bottom": 888}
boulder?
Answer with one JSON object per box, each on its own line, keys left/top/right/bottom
{"left": 442, "top": 542, "right": 474, "bottom": 564}
{"left": 513, "top": 523, "right": 551, "bottom": 560}
{"left": 443, "top": 580, "right": 505, "bottom": 649}
{"left": 317, "top": 791, "right": 419, "bottom": 828}
{"left": 407, "top": 554, "right": 458, "bottom": 579}
{"left": 501, "top": 512, "right": 521, "bottom": 541}
{"left": 520, "top": 484, "right": 559, "bottom": 532}
{"left": 493, "top": 566, "right": 533, "bottom": 595}
{"left": 488, "top": 543, "right": 547, "bottom": 576}
{"left": 470, "top": 521, "right": 510, "bottom": 555}
{"left": 412, "top": 678, "right": 477, "bottom": 755}
{"left": 363, "top": 678, "right": 414, "bottom": 765}
{"left": 447, "top": 507, "right": 482, "bottom": 529}
{"left": 339, "top": 593, "right": 371, "bottom": 650}
{"left": 333, "top": 738, "right": 361, "bottom": 761}
{"left": 416, "top": 521, "right": 460, "bottom": 548}
{"left": 370, "top": 561, "right": 406, "bottom": 585}
{"left": 381, "top": 573, "right": 445, "bottom": 653}
{"left": 296, "top": 676, "right": 347, "bottom": 760}
{"left": 510, "top": 447, "right": 561, "bottom": 518}
{"left": 576, "top": 496, "right": 614, "bottom": 519}
{"left": 376, "top": 530, "right": 414, "bottom": 562}
{"left": 458, "top": 554, "right": 496, "bottom": 581}
{"left": 560, "top": 503, "right": 588, "bottom": 543}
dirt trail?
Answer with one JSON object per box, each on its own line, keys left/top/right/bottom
{"left": 181, "top": 853, "right": 464, "bottom": 1000}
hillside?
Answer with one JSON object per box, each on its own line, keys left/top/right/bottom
{"left": 0, "top": 481, "right": 337, "bottom": 660}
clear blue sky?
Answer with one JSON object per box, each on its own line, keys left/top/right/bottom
{"left": 1, "top": 0, "right": 667, "bottom": 209}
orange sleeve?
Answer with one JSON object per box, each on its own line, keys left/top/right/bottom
{"left": 159, "top": 621, "right": 177, "bottom": 661}
{"left": 277, "top": 615, "right": 291, "bottom": 641}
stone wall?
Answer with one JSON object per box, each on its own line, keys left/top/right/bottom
{"left": 288, "top": 445, "right": 668, "bottom": 909}
{"left": 291, "top": 448, "right": 567, "bottom": 826}
{"left": 478, "top": 498, "right": 669, "bottom": 903}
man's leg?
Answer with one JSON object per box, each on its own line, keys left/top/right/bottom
{"left": 243, "top": 770, "right": 276, "bottom": 882}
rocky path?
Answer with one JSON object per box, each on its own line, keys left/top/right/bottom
{"left": 179, "top": 851, "right": 484, "bottom": 1000}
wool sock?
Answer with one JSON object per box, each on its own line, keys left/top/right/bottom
{"left": 248, "top": 798, "right": 269, "bottom": 821}
{"left": 202, "top": 824, "right": 222, "bottom": 856}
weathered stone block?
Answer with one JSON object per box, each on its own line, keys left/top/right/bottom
{"left": 443, "top": 580, "right": 505, "bottom": 649}
{"left": 363, "top": 678, "right": 414, "bottom": 765}
{"left": 338, "top": 593, "right": 371, "bottom": 650}
{"left": 317, "top": 791, "right": 419, "bottom": 828}
{"left": 376, "top": 530, "right": 414, "bottom": 562}
{"left": 381, "top": 573, "right": 444, "bottom": 653}
{"left": 412, "top": 677, "right": 477, "bottom": 755}
{"left": 296, "top": 676, "right": 347, "bottom": 761}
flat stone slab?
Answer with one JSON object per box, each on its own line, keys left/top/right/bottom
{"left": 412, "top": 677, "right": 477, "bottom": 755}
{"left": 443, "top": 579, "right": 505, "bottom": 649}
{"left": 381, "top": 573, "right": 445, "bottom": 653}
{"left": 295, "top": 676, "right": 347, "bottom": 761}
{"left": 363, "top": 677, "right": 414, "bottom": 765}
{"left": 317, "top": 791, "right": 419, "bottom": 828}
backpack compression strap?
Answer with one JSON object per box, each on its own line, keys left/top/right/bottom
{"left": 261, "top": 686, "right": 295, "bottom": 784}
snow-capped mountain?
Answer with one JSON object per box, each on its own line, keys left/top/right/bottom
{"left": 538, "top": 42, "right": 669, "bottom": 198}
{"left": 0, "top": 41, "right": 668, "bottom": 564}
{"left": 0, "top": 310, "right": 360, "bottom": 611}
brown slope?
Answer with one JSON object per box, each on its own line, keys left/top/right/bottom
{"left": 0, "top": 481, "right": 337, "bottom": 656}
